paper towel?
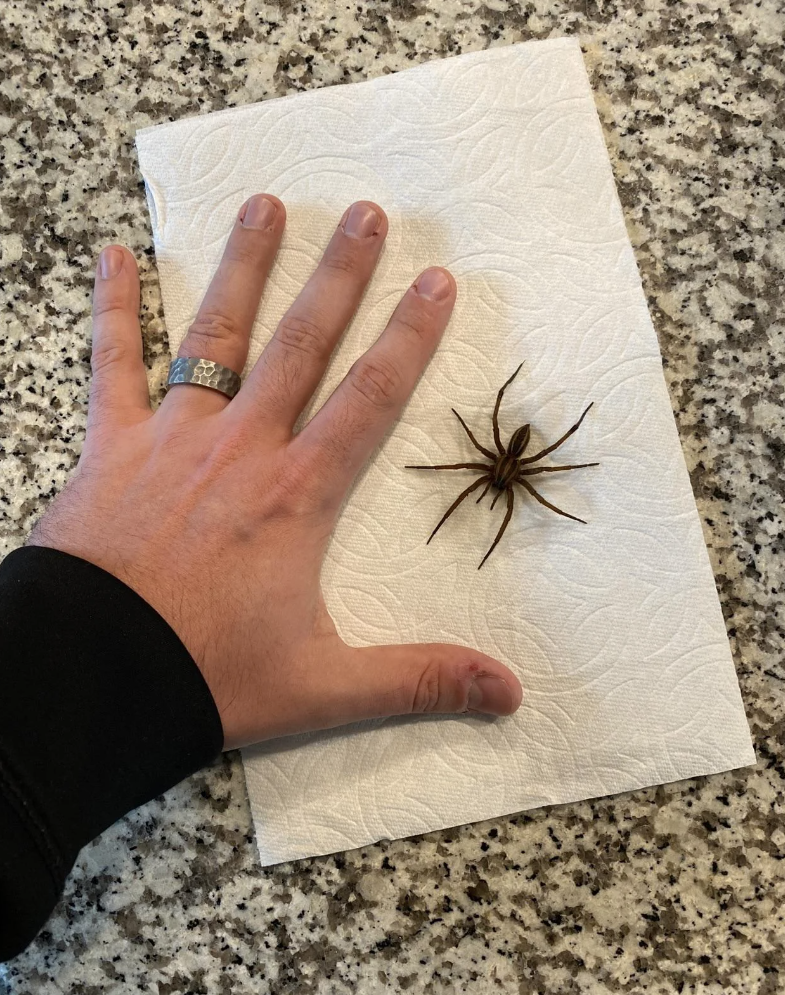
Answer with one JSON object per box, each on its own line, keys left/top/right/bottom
{"left": 135, "top": 37, "right": 755, "bottom": 866}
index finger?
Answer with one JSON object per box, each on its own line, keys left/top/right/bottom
{"left": 293, "top": 267, "right": 456, "bottom": 502}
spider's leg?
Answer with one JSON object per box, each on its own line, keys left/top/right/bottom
{"left": 427, "top": 476, "right": 489, "bottom": 544}
{"left": 490, "top": 488, "right": 504, "bottom": 511}
{"left": 492, "top": 362, "right": 525, "bottom": 454}
{"left": 518, "top": 403, "right": 594, "bottom": 465}
{"left": 519, "top": 461, "right": 600, "bottom": 476}
{"left": 518, "top": 477, "right": 587, "bottom": 524}
{"left": 475, "top": 479, "right": 493, "bottom": 504}
{"left": 451, "top": 409, "right": 497, "bottom": 460}
{"left": 478, "top": 487, "right": 515, "bottom": 570}
{"left": 405, "top": 462, "right": 490, "bottom": 471}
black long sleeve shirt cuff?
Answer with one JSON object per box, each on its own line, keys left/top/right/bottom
{"left": 0, "top": 545, "right": 224, "bottom": 961}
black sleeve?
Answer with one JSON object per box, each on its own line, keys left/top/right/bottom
{"left": 0, "top": 545, "right": 224, "bottom": 961}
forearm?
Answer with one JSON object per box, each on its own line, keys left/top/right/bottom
{"left": 0, "top": 546, "right": 223, "bottom": 961}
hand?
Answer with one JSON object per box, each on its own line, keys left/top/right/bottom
{"left": 29, "top": 196, "right": 523, "bottom": 750}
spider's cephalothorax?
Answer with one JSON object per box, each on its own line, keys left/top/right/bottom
{"left": 493, "top": 425, "right": 531, "bottom": 488}
{"left": 405, "top": 364, "right": 599, "bottom": 569}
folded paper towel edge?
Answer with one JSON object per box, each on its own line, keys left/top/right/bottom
{"left": 138, "top": 172, "right": 165, "bottom": 243}
{"left": 247, "top": 751, "right": 759, "bottom": 867}
{"left": 132, "top": 35, "right": 583, "bottom": 143}
{"left": 132, "top": 37, "right": 585, "bottom": 277}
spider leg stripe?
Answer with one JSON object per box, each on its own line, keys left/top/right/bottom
{"left": 492, "top": 362, "right": 525, "bottom": 454}
{"left": 405, "top": 462, "right": 491, "bottom": 471}
{"left": 519, "top": 462, "right": 600, "bottom": 476}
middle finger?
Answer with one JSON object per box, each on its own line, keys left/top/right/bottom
{"left": 234, "top": 201, "right": 388, "bottom": 437}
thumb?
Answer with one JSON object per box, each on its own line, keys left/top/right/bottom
{"left": 322, "top": 643, "right": 523, "bottom": 727}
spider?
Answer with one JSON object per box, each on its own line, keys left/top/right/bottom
{"left": 405, "top": 364, "right": 599, "bottom": 570}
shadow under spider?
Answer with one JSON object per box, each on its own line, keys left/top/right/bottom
{"left": 405, "top": 364, "right": 599, "bottom": 570}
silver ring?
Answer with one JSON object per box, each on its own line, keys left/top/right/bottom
{"left": 166, "top": 358, "right": 241, "bottom": 400}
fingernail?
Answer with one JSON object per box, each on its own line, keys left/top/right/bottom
{"left": 241, "top": 195, "right": 278, "bottom": 230}
{"left": 98, "top": 246, "right": 123, "bottom": 280}
{"left": 415, "top": 267, "right": 452, "bottom": 302}
{"left": 341, "top": 202, "right": 381, "bottom": 239}
{"left": 467, "top": 676, "right": 513, "bottom": 715}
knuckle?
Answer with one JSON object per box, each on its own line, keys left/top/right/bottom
{"left": 92, "top": 298, "right": 128, "bottom": 320}
{"left": 347, "top": 356, "right": 401, "bottom": 410}
{"left": 154, "top": 416, "right": 199, "bottom": 458}
{"left": 156, "top": 419, "right": 247, "bottom": 481}
{"left": 225, "top": 238, "right": 265, "bottom": 269}
{"left": 411, "top": 659, "right": 444, "bottom": 714}
{"left": 321, "top": 246, "right": 359, "bottom": 278}
{"left": 208, "top": 428, "right": 248, "bottom": 470}
{"left": 274, "top": 313, "right": 328, "bottom": 359}
{"left": 393, "top": 312, "right": 430, "bottom": 344}
{"left": 411, "top": 654, "right": 480, "bottom": 714}
{"left": 185, "top": 312, "right": 241, "bottom": 350}
{"left": 264, "top": 455, "right": 325, "bottom": 519}
{"left": 90, "top": 342, "right": 129, "bottom": 378}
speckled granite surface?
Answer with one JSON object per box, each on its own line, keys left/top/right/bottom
{"left": 0, "top": 1, "right": 783, "bottom": 992}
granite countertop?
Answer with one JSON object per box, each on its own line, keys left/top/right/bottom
{"left": 1, "top": 1, "right": 783, "bottom": 992}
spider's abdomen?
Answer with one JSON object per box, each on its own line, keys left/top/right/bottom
{"left": 493, "top": 454, "right": 519, "bottom": 489}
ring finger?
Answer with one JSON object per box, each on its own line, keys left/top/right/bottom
{"left": 295, "top": 266, "right": 457, "bottom": 506}
{"left": 162, "top": 193, "right": 286, "bottom": 416}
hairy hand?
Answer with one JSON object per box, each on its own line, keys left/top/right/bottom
{"left": 29, "top": 196, "right": 523, "bottom": 750}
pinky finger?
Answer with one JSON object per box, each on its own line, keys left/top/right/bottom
{"left": 89, "top": 245, "right": 151, "bottom": 430}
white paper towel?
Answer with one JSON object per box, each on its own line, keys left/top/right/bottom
{"left": 135, "top": 37, "right": 755, "bottom": 866}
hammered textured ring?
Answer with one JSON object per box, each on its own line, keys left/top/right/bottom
{"left": 166, "top": 358, "right": 242, "bottom": 400}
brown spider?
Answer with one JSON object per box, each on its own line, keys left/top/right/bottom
{"left": 405, "top": 364, "right": 599, "bottom": 569}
